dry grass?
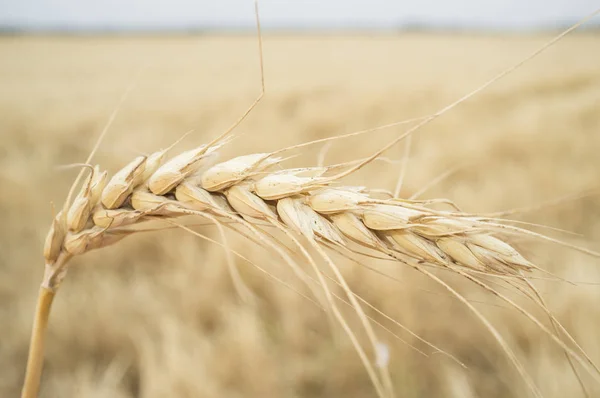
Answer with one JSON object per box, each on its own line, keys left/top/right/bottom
{"left": 1, "top": 33, "right": 600, "bottom": 397}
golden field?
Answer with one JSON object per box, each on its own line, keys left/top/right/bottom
{"left": 1, "top": 33, "right": 600, "bottom": 397}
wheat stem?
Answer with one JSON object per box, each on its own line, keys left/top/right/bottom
{"left": 21, "top": 287, "right": 55, "bottom": 398}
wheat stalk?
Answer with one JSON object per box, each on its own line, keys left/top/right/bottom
{"left": 22, "top": 4, "right": 600, "bottom": 398}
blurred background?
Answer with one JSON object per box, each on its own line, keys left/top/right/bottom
{"left": 1, "top": 1, "right": 599, "bottom": 397}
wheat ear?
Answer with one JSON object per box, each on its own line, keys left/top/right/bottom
{"left": 23, "top": 6, "right": 600, "bottom": 398}
{"left": 29, "top": 139, "right": 600, "bottom": 398}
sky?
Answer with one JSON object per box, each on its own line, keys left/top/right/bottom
{"left": 1, "top": 0, "right": 599, "bottom": 31}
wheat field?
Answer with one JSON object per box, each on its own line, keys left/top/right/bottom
{"left": 1, "top": 33, "right": 600, "bottom": 397}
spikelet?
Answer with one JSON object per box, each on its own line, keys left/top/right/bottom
{"left": 278, "top": 198, "right": 345, "bottom": 245}
{"left": 148, "top": 144, "right": 222, "bottom": 195}
{"left": 130, "top": 188, "right": 178, "bottom": 216}
{"left": 361, "top": 204, "right": 423, "bottom": 231}
{"left": 92, "top": 208, "right": 145, "bottom": 228}
{"left": 201, "top": 153, "right": 280, "bottom": 191}
{"left": 141, "top": 150, "right": 168, "bottom": 181}
{"left": 253, "top": 170, "right": 328, "bottom": 200}
{"left": 43, "top": 211, "right": 67, "bottom": 264}
{"left": 308, "top": 188, "right": 369, "bottom": 214}
{"left": 175, "top": 181, "right": 213, "bottom": 210}
{"left": 89, "top": 166, "right": 108, "bottom": 204}
{"left": 66, "top": 166, "right": 109, "bottom": 232}
{"left": 276, "top": 198, "right": 305, "bottom": 234}
{"left": 101, "top": 156, "right": 146, "bottom": 209}
{"left": 411, "top": 217, "right": 477, "bottom": 237}
{"left": 386, "top": 230, "right": 448, "bottom": 263}
{"left": 467, "top": 234, "right": 534, "bottom": 273}
{"left": 63, "top": 226, "right": 133, "bottom": 256}
{"left": 225, "top": 184, "right": 277, "bottom": 220}
{"left": 330, "top": 212, "right": 383, "bottom": 249}
{"left": 66, "top": 172, "right": 94, "bottom": 233}
{"left": 436, "top": 237, "right": 488, "bottom": 271}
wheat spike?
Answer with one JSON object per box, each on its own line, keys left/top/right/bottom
{"left": 35, "top": 142, "right": 600, "bottom": 395}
